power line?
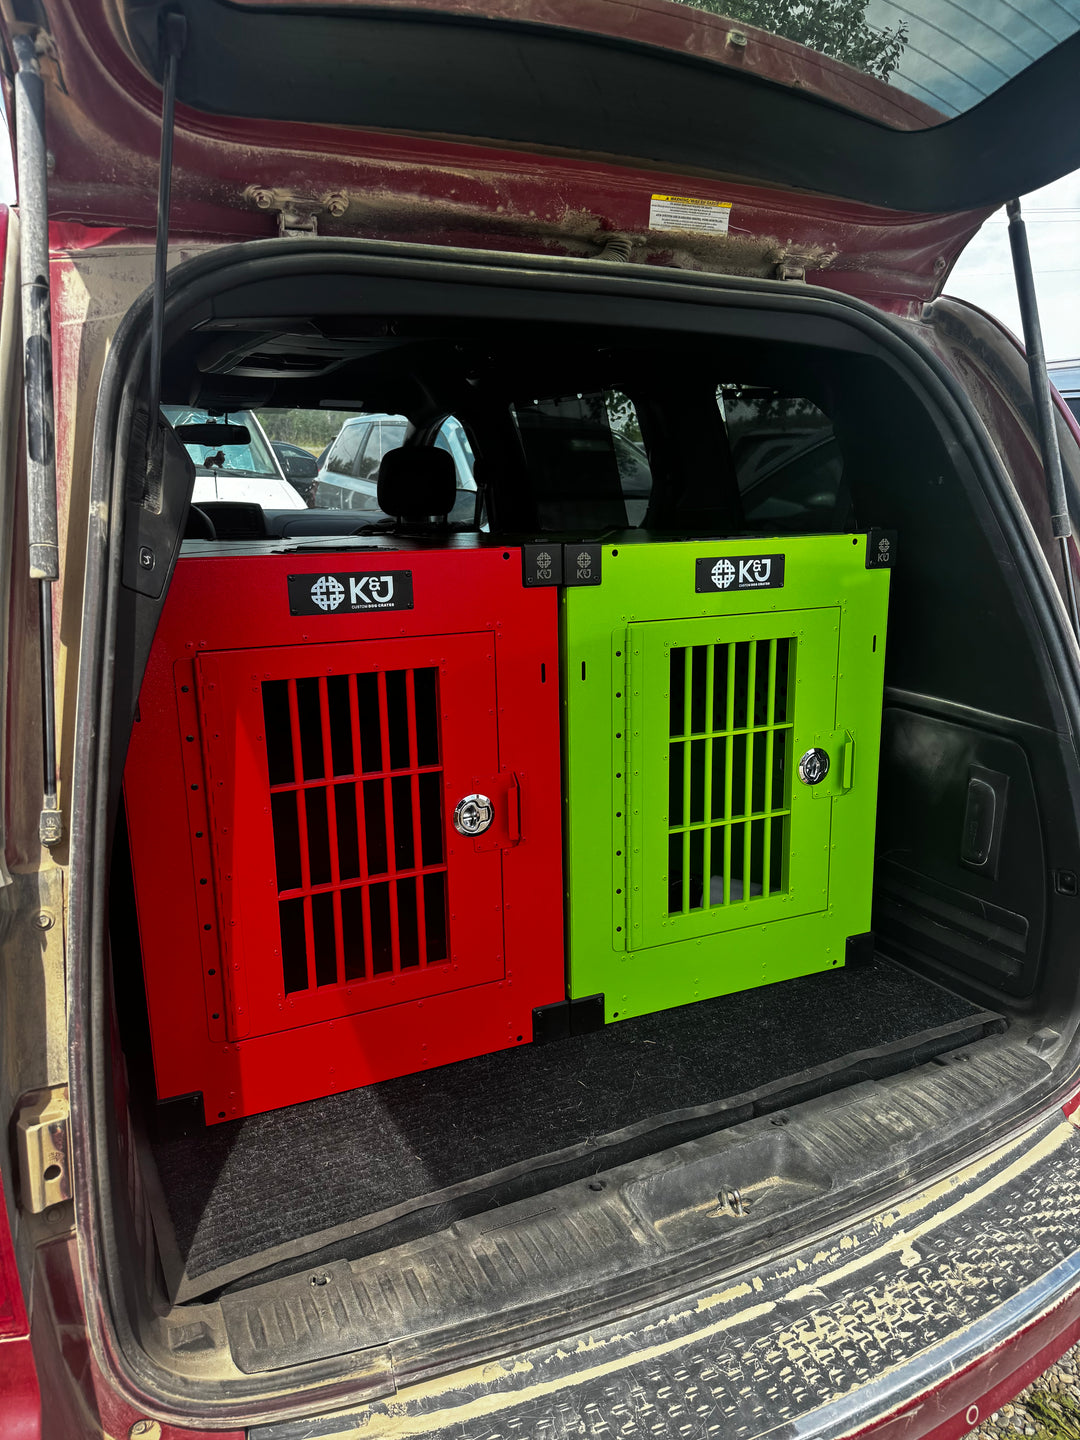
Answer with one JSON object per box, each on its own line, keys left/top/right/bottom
{"left": 954, "top": 267, "right": 1080, "bottom": 276}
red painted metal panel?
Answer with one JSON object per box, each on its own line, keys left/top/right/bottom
{"left": 858, "top": 1291, "right": 1080, "bottom": 1440}
{"left": 0, "top": 1183, "right": 40, "bottom": 1440}
{"left": 0, "top": 1190, "right": 28, "bottom": 1343}
{"left": 124, "top": 545, "right": 564, "bottom": 1123}
{"left": 30, "top": 1236, "right": 241, "bottom": 1439}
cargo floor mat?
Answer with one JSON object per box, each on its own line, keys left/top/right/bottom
{"left": 145, "top": 958, "right": 1002, "bottom": 1301}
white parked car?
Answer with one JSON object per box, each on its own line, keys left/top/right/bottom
{"left": 162, "top": 405, "right": 307, "bottom": 509}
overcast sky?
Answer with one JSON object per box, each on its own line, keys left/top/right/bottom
{"left": 0, "top": 129, "right": 1074, "bottom": 361}
{"left": 947, "top": 171, "right": 1080, "bottom": 363}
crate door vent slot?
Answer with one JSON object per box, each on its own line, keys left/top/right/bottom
{"left": 667, "top": 637, "right": 794, "bottom": 915}
{"left": 260, "top": 667, "right": 449, "bottom": 995}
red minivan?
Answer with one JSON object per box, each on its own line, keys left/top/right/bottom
{"left": 4, "top": 3, "right": 1080, "bottom": 1436}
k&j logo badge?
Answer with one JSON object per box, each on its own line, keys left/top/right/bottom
{"left": 697, "top": 554, "right": 785, "bottom": 594}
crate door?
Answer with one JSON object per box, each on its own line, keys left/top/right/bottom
{"left": 196, "top": 634, "right": 504, "bottom": 1039}
{"left": 628, "top": 610, "right": 840, "bottom": 951}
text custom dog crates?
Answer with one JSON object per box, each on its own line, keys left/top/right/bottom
{"left": 561, "top": 533, "right": 892, "bottom": 1023}
{"left": 124, "top": 541, "right": 565, "bottom": 1124}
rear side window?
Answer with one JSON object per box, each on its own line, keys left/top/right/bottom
{"left": 324, "top": 422, "right": 367, "bottom": 478}
{"left": 607, "top": 392, "right": 652, "bottom": 525}
{"left": 719, "top": 386, "right": 851, "bottom": 532}
{"left": 357, "top": 420, "right": 408, "bottom": 481}
{"left": 513, "top": 390, "right": 652, "bottom": 529}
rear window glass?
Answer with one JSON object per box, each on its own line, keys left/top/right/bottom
{"left": 720, "top": 386, "right": 851, "bottom": 533}
{"left": 256, "top": 409, "right": 353, "bottom": 465}
{"left": 347, "top": 0, "right": 1080, "bottom": 123}
{"left": 673, "top": 1, "right": 1080, "bottom": 118}
{"left": 197, "top": 410, "right": 482, "bottom": 532}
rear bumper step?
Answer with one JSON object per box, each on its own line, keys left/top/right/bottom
{"left": 245, "top": 1107, "right": 1080, "bottom": 1440}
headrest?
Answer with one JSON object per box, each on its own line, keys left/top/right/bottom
{"left": 377, "top": 446, "right": 456, "bottom": 521}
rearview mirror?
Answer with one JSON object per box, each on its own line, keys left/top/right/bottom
{"left": 175, "top": 422, "right": 251, "bottom": 447}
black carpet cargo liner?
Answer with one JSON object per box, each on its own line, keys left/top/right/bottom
{"left": 145, "top": 959, "right": 1001, "bottom": 1301}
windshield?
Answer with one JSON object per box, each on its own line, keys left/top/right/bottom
{"left": 162, "top": 407, "right": 279, "bottom": 478}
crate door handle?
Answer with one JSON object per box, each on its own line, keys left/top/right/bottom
{"left": 841, "top": 732, "right": 856, "bottom": 790}
{"left": 507, "top": 773, "right": 522, "bottom": 843}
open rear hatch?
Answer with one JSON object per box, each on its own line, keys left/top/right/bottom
{"left": 19, "top": 0, "right": 1080, "bottom": 303}
{"left": 10, "top": 0, "right": 1080, "bottom": 1426}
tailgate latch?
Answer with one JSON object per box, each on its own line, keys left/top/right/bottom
{"left": 244, "top": 186, "right": 351, "bottom": 237}
{"left": 16, "top": 1085, "right": 71, "bottom": 1213}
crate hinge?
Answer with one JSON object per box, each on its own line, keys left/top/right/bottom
{"left": 16, "top": 1085, "right": 71, "bottom": 1213}
{"left": 244, "top": 186, "right": 351, "bottom": 236}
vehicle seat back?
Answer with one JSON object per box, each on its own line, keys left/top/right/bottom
{"left": 377, "top": 446, "right": 456, "bottom": 525}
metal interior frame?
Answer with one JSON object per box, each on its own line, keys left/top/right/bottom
{"left": 68, "top": 237, "right": 1080, "bottom": 1423}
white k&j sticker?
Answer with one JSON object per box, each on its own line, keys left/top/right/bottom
{"left": 649, "top": 194, "right": 732, "bottom": 235}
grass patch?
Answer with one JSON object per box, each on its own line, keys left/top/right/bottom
{"left": 1022, "top": 1389, "right": 1080, "bottom": 1440}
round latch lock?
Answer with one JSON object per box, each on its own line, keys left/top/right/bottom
{"left": 798, "top": 748, "right": 830, "bottom": 785}
{"left": 453, "top": 794, "right": 494, "bottom": 836}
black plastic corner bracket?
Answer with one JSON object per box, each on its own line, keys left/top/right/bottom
{"left": 845, "top": 932, "right": 876, "bottom": 968}
{"left": 521, "top": 543, "right": 602, "bottom": 587}
{"left": 153, "top": 1091, "right": 205, "bottom": 1140}
{"left": 522, "top": 544, "right": 563, "bottom": 587}
{"left": 570, "top": 993, "right": 605, "bottom": 1034}
{"left": 532, "top": 994, "right": 605, "bottom": 1043}
{"left": 866, "top": 529, "right": 897, "bottom": 569}
{"left": 563, "top": 543, "right": 602, "bottom": 586}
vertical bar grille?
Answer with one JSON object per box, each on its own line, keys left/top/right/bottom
{"left": 667, "top": 638, "right": 794, "bottom": 915}
{"left": 261, "top": 667, "right": 448, "bottom": 995}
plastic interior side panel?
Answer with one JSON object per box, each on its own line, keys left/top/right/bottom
{"left": 563, "top": 535, "right": 891, "bottom": 1023}
{"left": 123, "top": 545, "right": 564, "bottom": 1124}
{"left": 875, "top": 708, "right": 1047, "bottom": 996}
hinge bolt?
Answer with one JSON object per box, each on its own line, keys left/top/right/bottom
{"left": 35, "top": 912, "right": 53, "bottom": 930}
{"left": 129, "top": 1423, "right": 162, "bottom": 1440}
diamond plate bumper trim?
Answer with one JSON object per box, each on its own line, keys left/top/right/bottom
{"left": 257, "top": 1113, "right": 1080, "bottom": 1440}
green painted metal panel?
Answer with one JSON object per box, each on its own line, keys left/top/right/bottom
{"left": 563, "top": 534, "right": 891, "bottom": 1023}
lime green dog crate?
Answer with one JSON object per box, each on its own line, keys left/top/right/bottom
{"left": 562, "top": 532, "right": 893, "bottom": 1024}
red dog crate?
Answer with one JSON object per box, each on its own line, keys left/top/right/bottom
{"left": 123, "top": 540, "right": 565, "bottom": 1124}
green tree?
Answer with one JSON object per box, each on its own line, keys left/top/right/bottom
{"left": 681, "top": 0, "right": 907, "bottom": 82}
{"left": 255, "top": 408, "right": 355, "bottom": 455}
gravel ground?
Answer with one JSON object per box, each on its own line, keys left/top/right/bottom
{"left": 964, "top": 1341, "right": 1080, "bottom": 1440}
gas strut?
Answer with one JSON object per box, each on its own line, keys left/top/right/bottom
{"left": 13, "top": 33, "right": 61, "bottom": 846}
{"left": 146, "top": 11, "right": 187, "bottom": 457}
{"left": 1007, "top": 197, "right": 1080, "bottom": 644}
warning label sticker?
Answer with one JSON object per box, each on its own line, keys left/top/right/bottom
{"left": 649, "top": 194, "right": 732, "bottom": 235}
